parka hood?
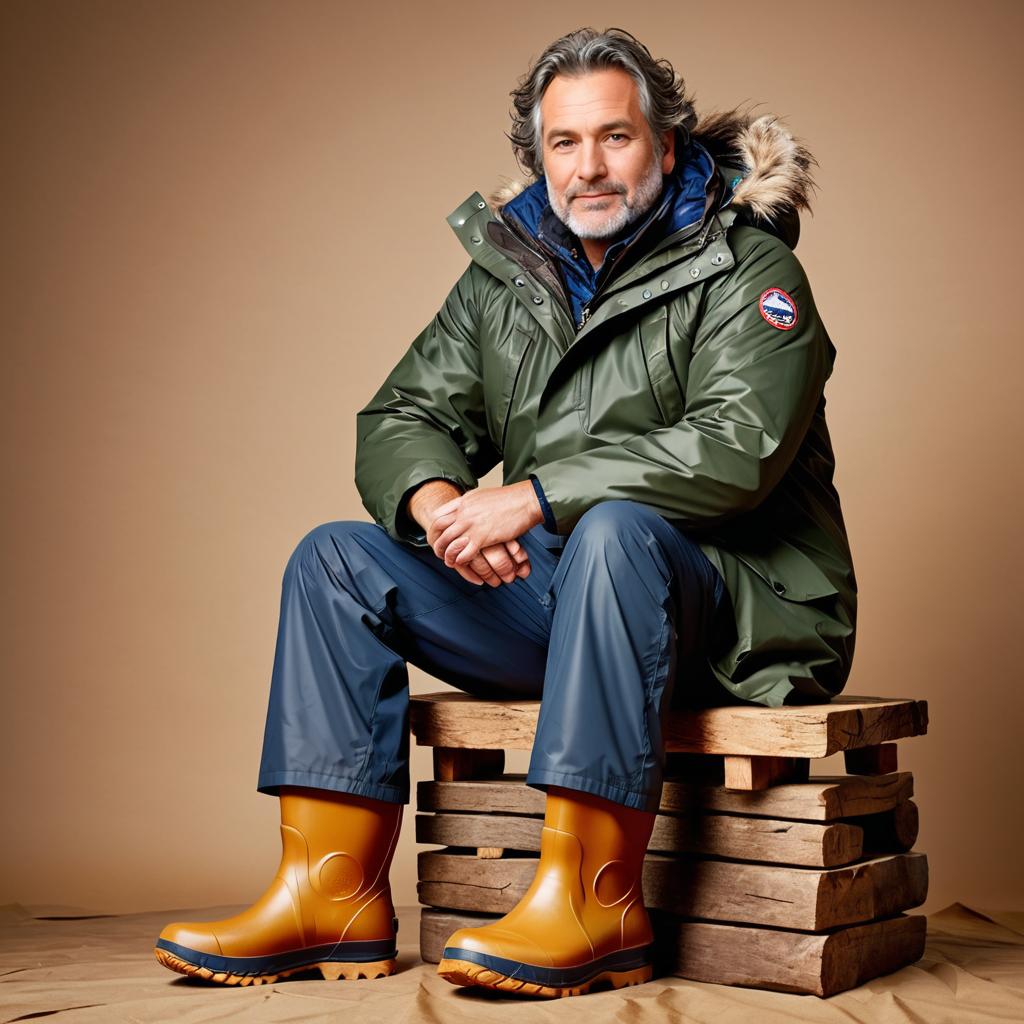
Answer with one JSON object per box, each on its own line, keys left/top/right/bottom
{"left": 487, "top": 109, "right": 816, "bottom": 247}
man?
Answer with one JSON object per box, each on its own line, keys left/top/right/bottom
{"left": 155, "top": 27, "right": 856, "bottom": 998}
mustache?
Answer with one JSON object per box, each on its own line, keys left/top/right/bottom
{"left": 567, "top": 182, "right": 626, "bottom": 199}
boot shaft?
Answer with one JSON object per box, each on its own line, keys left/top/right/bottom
{"left": 542, "top": 785, "right": 656, "bottom": 879}
{"left": 276, "top": 788, "right": 403, "bottom": 944}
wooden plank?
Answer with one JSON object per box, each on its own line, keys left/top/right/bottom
{"left": 417, "top": 849, "right": 929, "bottom": 930}
{"left": 416, "top": 805, "right": 920, "bottom": 867}
{"left": 845, "top": 743, "right": 899, "bottom": 775}
{"left": 417, "top": 771, "right": 915, "bottom": 822}
{"left": 661, "top": 772, "right": 916, "bottom": 821}
{"left": 651, "top": 813, "right": 862, "bottom": 866}
{"left": 723, "top": 755, "right": 809, "bottom": 790}
{"left": 653, "top": 912, "right": 927, "bottom": 996}
{"left": 412, "top": 695, "right": 541, "bottom": 751}
{"left": 432, "top": 747, "right": 504, "bottom": 782}
{"left": 410, "top": 692, "right": 928, "bottom": 757}
{"left": 419, "top": 907, "right": 927, "bottom": 996}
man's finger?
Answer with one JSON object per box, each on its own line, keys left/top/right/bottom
{"left": 454, "top": 538, "right": 479, "bottom": 565}
{"left": 509, "top": 543, "right": 531, "bottom": 577}
{"left": 503, "top": 539, "right": 530, "bottom": 575}
{"left": 455, "top": 563, "right": 486, "bottom": 586}
{"left": 469, "top": 553, "right": 501, "bottom": 587}
{"left": 447, "top": 536, "right": 476, "bottom": 566}
{"left": 507, "top": 542, "right": 529, "bottom": 565}
{"left": 444, "top": 535, "right": 471, "bottom": 567}
{"left": 434, "top": 521, "right": 466, "bottom": 556}
{"left": 480, "top": 545, "right": 517, "bottom": 584}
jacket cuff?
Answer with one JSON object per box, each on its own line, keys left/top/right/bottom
{"left": 529, "top": 474, "right": 559, "bottom": 533}
{"left": 390, "top": 468, "right": 472, "bottom": 546}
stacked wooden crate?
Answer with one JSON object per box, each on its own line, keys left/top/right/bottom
{"left": 411, "top": 692, "right": 929, "bottom": 997}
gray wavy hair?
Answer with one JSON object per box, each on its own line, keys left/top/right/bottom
{"left": 508, "top": 27, "right": 697, "bottom": 179}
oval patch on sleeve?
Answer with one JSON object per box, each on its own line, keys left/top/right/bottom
{"left": 758, "top": 287, "right": 798, "bottom": 330}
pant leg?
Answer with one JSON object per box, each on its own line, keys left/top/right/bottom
{"left": 257, "top": 520, "right": 562, "bottom": 804}
{"left": 526, "top": 500, "right": 728, "bottom": 813}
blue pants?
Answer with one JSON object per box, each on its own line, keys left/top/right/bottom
{"left": 257, "top": 500, "right": 729, "bottom": 813}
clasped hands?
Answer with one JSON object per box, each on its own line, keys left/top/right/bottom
{"left": 411, "top": 480, "right": 545, "bottom": 587}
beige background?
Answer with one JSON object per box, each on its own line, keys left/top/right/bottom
{"left": 1, "top": 0, "right": 1021, "bottom": 917}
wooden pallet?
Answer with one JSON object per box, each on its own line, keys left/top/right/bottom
{"left": 411, "top": 692, "right": 929, "bottom": 995}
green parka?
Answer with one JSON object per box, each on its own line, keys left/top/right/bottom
{"left": 355, "top": 112, "right": 856, "bottom": 708}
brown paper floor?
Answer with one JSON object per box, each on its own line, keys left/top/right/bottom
{"left": 2, "top": 902, "right": 1022, "bottom": 1023}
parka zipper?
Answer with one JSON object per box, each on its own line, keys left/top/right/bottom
{"left": 498, "top": 215, "right": 575, "bottom": 324}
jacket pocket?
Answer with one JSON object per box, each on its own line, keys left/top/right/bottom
{"left": 496, "top": 326, "right": 534, "bottom": 453}
{"left": 638, "top": 307, "right": 685, "bottom": 425}
{"left": 731, "top": 540, "right": 839, "bottom": 602}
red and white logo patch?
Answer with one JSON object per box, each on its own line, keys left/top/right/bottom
{"left": 758, "top": 287, "right": 798, "bottom": 330}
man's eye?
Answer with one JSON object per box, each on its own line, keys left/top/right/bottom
{"left": 607, "top": 133, "right": 628, "bottom": 142}
{"left": 554, "top": 139, "right": 574, "bottom": 149}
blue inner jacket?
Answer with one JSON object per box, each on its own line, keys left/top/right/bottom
{"left": 501, "top": 139, "right": 717, "bottom": 331}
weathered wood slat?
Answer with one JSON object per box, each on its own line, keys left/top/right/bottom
{"left": 411, "top": 692, "right": 928, "bottom": 757}
{"left": 417, "top": 771, "right": 915, "bottom": 822}
{"left": 417, "top": 849, "right": 929, "bottom": 930}
{"left": 653, "top": 911, "right": 927, "bottom": 996}
{"left": 651, "top": 813, "right": 862, "bottom": 866}
{"left": 419, "top": 906, "right": 927, "bottom": 996}
{"left": 416, "top": 800, "right": 916, "bottom": 867}
{"left": 415, "top": 810, "right": 855, "bottom": 866}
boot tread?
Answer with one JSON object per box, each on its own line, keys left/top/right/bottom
{"left": 154, "top": 946, "right": 395, "bottom": 984}
{"left": 437, "top": 956, "right": 652, "bottom": 998}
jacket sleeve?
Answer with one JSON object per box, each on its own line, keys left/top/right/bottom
{"left": 354, "top": 264, "right": 500, "bottom": 546}
{"left": 531, "top": 230, "right": 829, "bottom": 533}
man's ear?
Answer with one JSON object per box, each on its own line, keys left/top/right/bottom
{"left": 660, "top": 129, "right": 676, "bottom": 175}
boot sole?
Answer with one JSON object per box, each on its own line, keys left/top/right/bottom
{"left": 153, "top": 942, "right": 397, "bottom": 983}
{"left": 437, "top": 950, "right": 653, "bottom": 998}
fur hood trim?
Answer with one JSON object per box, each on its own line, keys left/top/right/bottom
{"left": 487, "top": 109, "right": 817, "bottom": 223}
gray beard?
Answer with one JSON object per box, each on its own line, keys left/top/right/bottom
{"left": 547, "top": 155, "right": 664, "bottom": 240}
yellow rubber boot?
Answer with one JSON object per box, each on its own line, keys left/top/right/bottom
{"left": 155, "top": 787, "right": 403, "bottom": 985}
{"left": 437, "top": 784, "right": 657, "bottom": 997}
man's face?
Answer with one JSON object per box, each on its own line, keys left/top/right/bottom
{"left": 539, "top": 68, "right": 676, "bottom": 240}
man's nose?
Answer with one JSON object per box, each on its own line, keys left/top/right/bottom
{"left": 575, "top": 139, "right": 607, "bottom": 183}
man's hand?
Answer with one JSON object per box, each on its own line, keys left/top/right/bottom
{"left": 406, "top": 479, "right": 534, "bottom": 587}
{"left": 430, "top": 481, "right": 544, "bottom": 571}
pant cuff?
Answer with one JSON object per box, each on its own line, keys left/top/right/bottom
{"left": 257, "top": 769, "right": 407, "bottom": 805}
{"left": 525, "top": 768, "right": 661, "bottom": 813}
